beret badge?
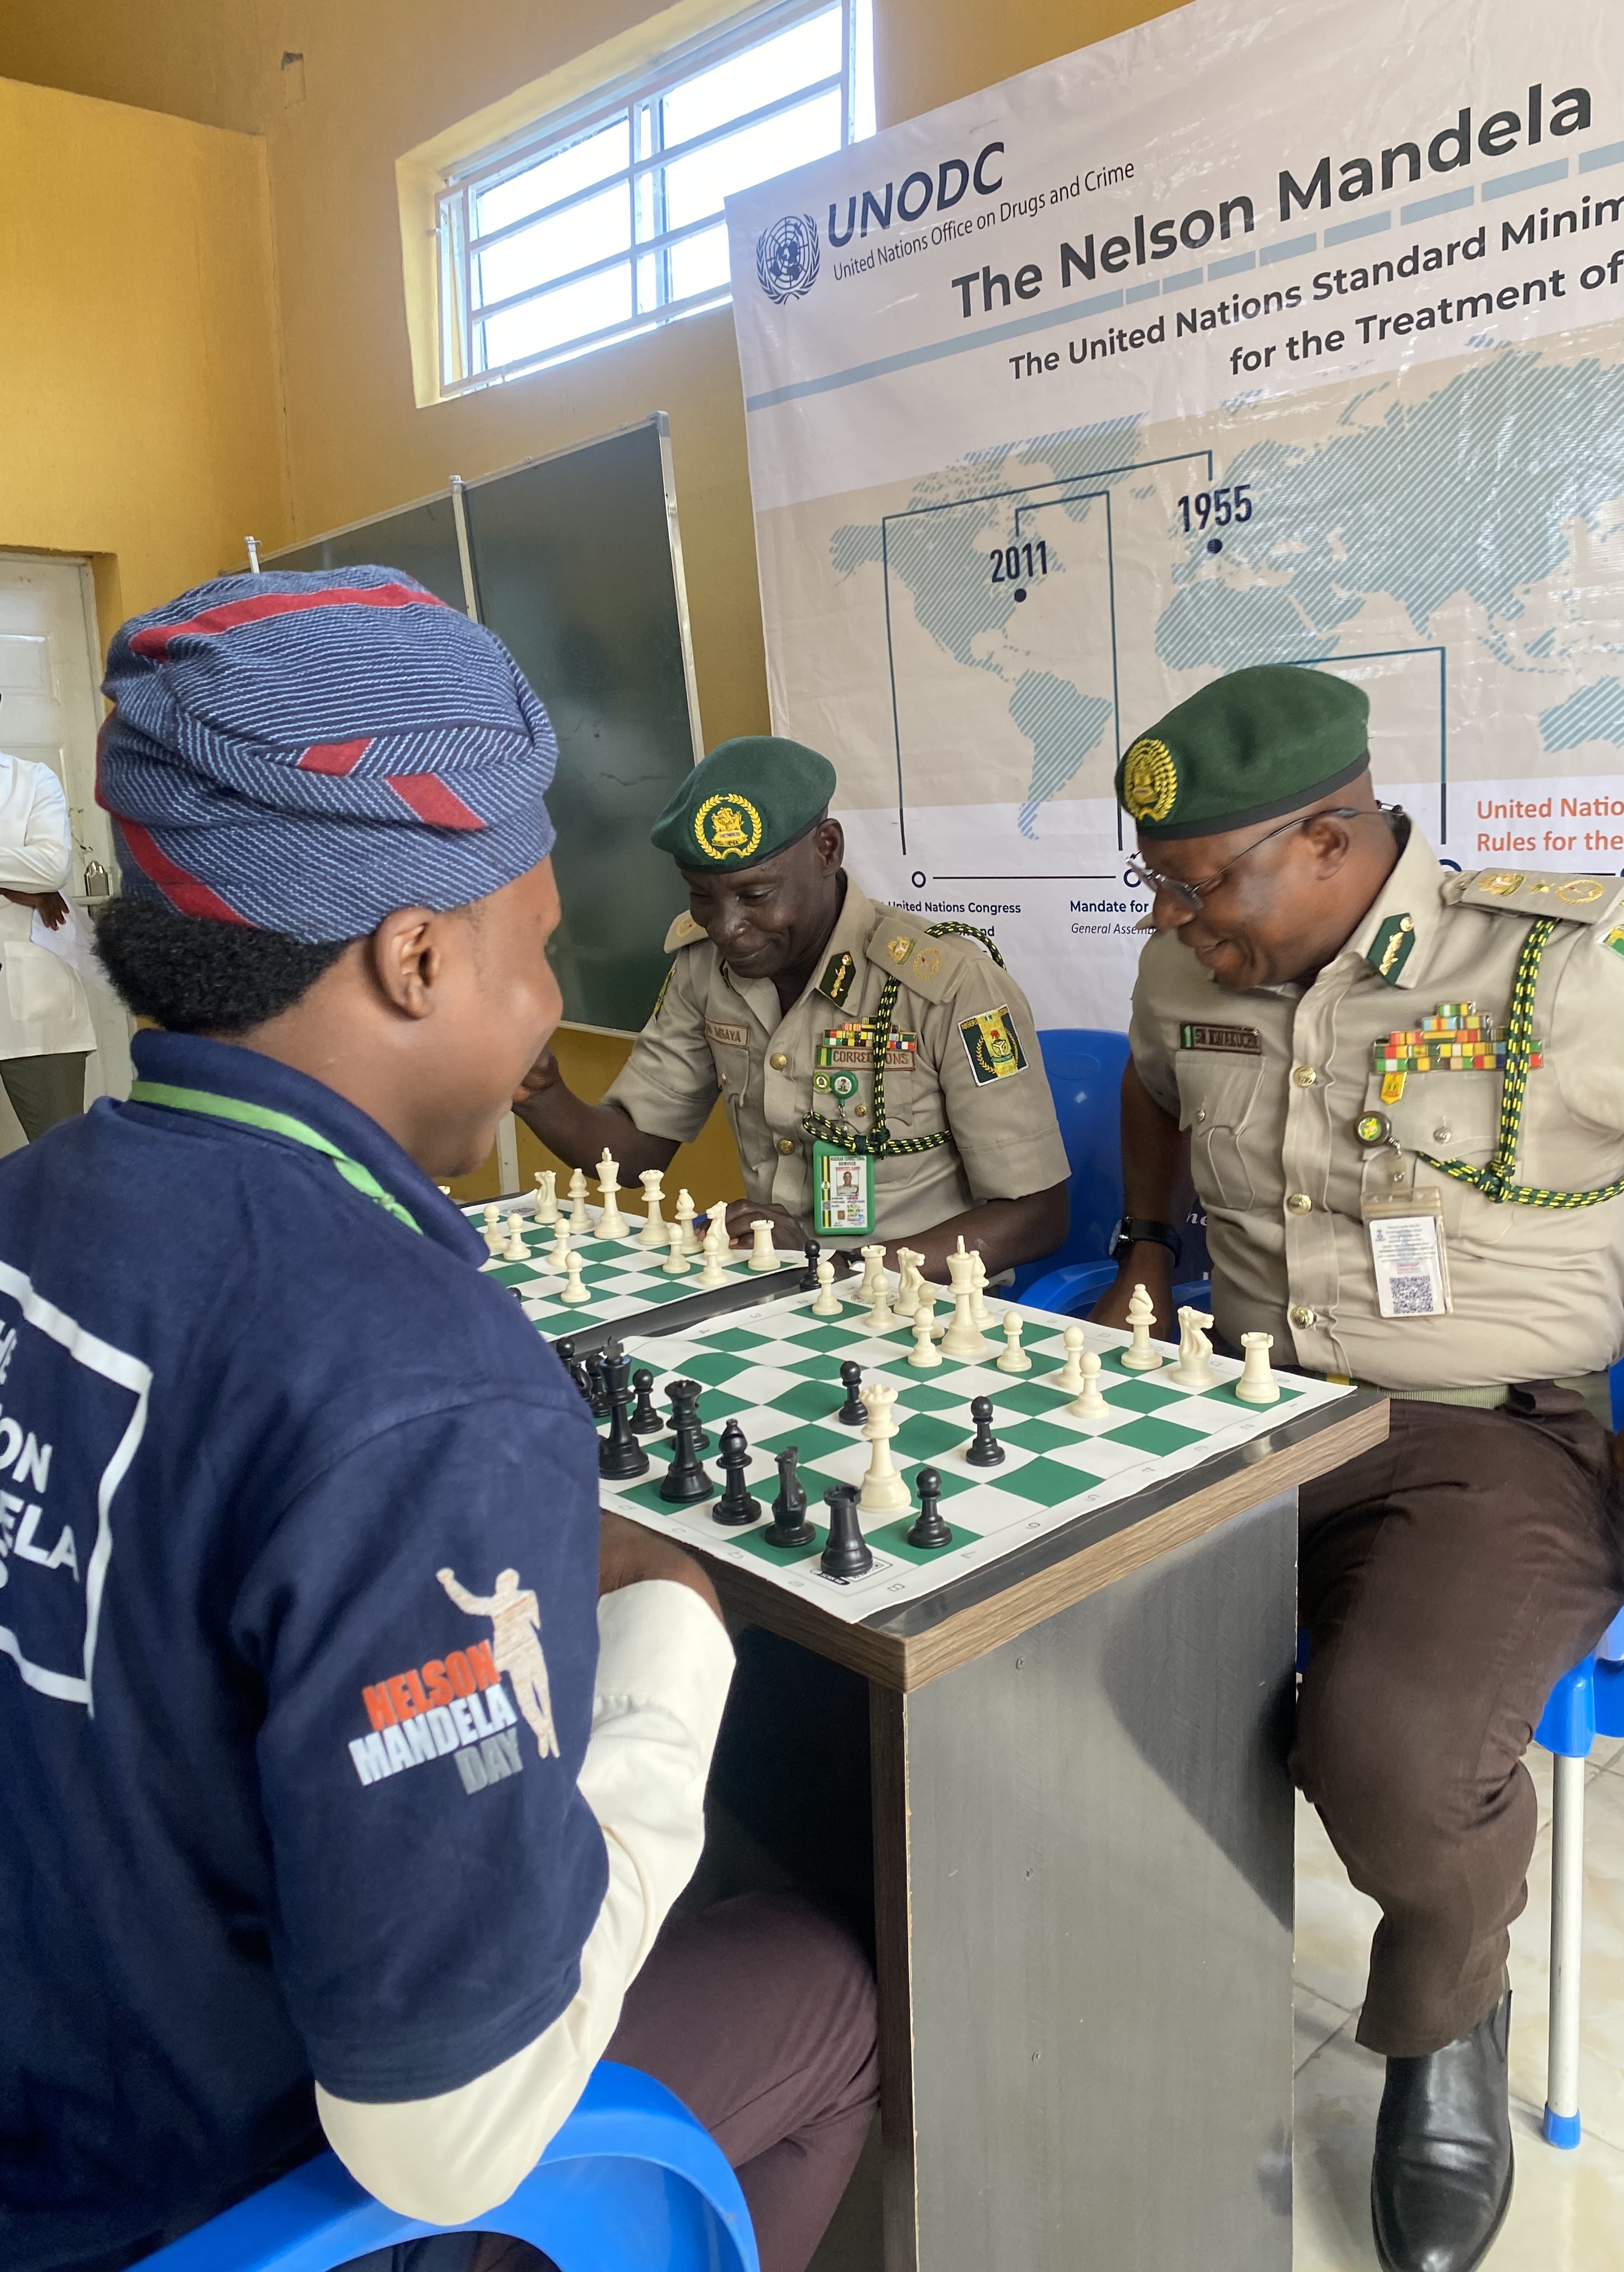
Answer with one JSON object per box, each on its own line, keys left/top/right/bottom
{"left": 694, "top": 793, "right": 764, "bottom": 863}
{"left": 1122, "top": 736, "right": 1178, "bottom": 826}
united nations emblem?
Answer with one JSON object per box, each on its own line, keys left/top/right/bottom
{"left": 1121, "top": 736, "right": 1178, "bottom": 826}
{"left": 694, "top": 793, "right": 764, "bottom": 863}
{"left": 756, "top": 214, "right": 820, "bottom": 305}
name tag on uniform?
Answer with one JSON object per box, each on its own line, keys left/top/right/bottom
{"left": 813, "top": 1142, "right": 874, "bottom": 1236}
{"left": 704, "top": 1019, "right": 750, "bottom": 1049}
{"left": 1361, "top": 1188, "right": 1451, "bottom": 1319}
{"left": 1179, "top": 1023, "right": 1262, "bottom": 1054}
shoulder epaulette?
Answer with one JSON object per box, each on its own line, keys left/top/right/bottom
{"left": 1450, "top": 869, "right": 1624, "bottom": 925}
{"left": 662, "top": 909, "right": 709, "bottom": 953}
{"left": 863, "top": 909, "right": 1001, "bottom": 1002}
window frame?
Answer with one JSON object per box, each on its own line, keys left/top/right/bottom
{"left": 436, "top": 0, "right": 869, "bottom": 393}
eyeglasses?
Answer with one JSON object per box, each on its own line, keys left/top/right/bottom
{"left": 1125, "top": 805, "right": 1400, "bottom": 916}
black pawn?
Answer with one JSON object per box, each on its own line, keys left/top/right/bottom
{"left": 556, "top": 1337, "right": 593, "bottom": 1407}
{"left": 906, "top": 1466, "right": 953, "bottom": 1550}
{"left": 585, "top": 1354, "right": 611, "bottom": 1420}
{"left": 598, "top": 1350, "right": 650, "bottom": 1482}
{"left": 765, "top": 1446, "right": 815, "bottom": 1548}
{"left": 835, "top": 1361, "right": 867, "bottom": 1427}
{"left": 965, "top": 1395, "right": 1005, "bottom": 1467}
{"left": 659, "top": 1382, "right": 715, "bottom": 1504}
{"left": 820, "top": 1485, "right": 873, "bottom": 1579}
{"left": 798, "top": 1238, "right": 823, "bottom": 1292}
{"left": 628, "top": 1367, "right": 663, "bottom": 1434}
{"left": 665, "top": 1378, "right": 710, "bottom": 1453}
{"left": 712, "top": 1417, "right": 761, "bottom": 1528}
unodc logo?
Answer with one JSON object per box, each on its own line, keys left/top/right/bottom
{"left": 756, "top": 214, "right": 820, "bottom": 305}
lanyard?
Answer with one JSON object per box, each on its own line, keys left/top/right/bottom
{"left": 128, "top": 1080, "right": 423, "bottom": 1235}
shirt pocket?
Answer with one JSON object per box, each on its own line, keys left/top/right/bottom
{"left": 1175, "top": 1053, "right": 1266, "bottom": 1212}
{"left": 1373, "top": 1071, "right": 1510, "bottom": 1242}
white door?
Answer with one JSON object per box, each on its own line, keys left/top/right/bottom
{"left": 0, "top": 555, "right": 131, "bottom": 1141}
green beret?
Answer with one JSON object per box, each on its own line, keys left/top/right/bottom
{"left": 651, "top": 735, "right": 837, "bottom": 871}
{"left": 1116, "top": 665, "right": 1370, "bottom": 841}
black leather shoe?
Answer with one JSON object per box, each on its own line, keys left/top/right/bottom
{"left": 1371, "top": 1987, "right": 1514, "bottom": 2272}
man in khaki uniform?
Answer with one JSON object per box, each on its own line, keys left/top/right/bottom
{"left": 1093, "top": 665, "right": 1624, "bottom": 2272}
{"left": 516, "top": 735, "right": 1068, "bottom": 1279}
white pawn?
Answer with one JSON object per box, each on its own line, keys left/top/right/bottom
{"left": 482, "top": 1201, "right": 504, "bottom": 1253}
{"left": 502, "top": 1212, "right": 529, "bottom": 1263}
{"left": 862, "top": 1276, "right": 899, "bottom": 1334}
{"left": 533, "top": 1169, "right": 558, "bottom": 1225}
{"left": 1121, "top": 1283, "right": 1162, "bottom": 1372}
{"left": 557, "top": 1248, "right": 590, "bottom": 1304}
{"left": 997, "top": 1311, "right": 1031, "bottom": 1373}
{"left": 638, "top": 1169, "right": 667, "bottom": 1249}
{"left": 908, "top": 1297, "right": 942, "bottom": 1369}
{"left": 1069, "top": 1348, "right": 1108, "bottom": 1419}
{"left": 675, "top": 1188, "right": 700, "bottom": 1254}
{"left": 663, "top": 1219, "right": 691, "bottom": 1276}
{"left": 748, "top": 1219, "right": 779, "bottom": 1272}
{"left": 893, "top": 1248, "right": 925, "bottom": 1318}
{"left": 1236, "top": 1331, "right": 1280, "bottom": 1405}
{"left": 858, "top": 1245, "right": 888, "bottom": 1304}
{"left": 811, "top": 1258, "right": 842, "bottom": 1317}
{"left": 969, "top": 1252, "right": 992, "bottom": 1330}
{"left": 596, "top": 1153, "right": 627, "bottom": 1237}
{"left": 567, "top": 1167, "right": 588, "bottom": 1221}
{"left": 549, "top": 1214, "right": 573, "bottom": 1266}
{"left": 1057, "top": 1324, "right": 1088, "bottom": 1394}
{"left": 1172, "top": 1305, "right": 1215, "bottom": 1388}
{"left": 858, "top": 1382, "right": 911, "bottom": 1513}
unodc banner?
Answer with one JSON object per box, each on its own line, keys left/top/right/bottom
{"left": 724, "top": 0, "right": 1624, "bottom": 1026}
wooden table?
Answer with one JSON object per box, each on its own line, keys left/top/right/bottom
{"left": 700, "top": 1388, "right": 1388, "bottom": 2272}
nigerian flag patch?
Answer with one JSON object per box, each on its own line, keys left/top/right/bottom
{"left": 959, "top": 1006, "right": 1027, "bottom": 1084}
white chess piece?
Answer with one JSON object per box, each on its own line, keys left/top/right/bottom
{"left": 567, "top": 1167, "right": 588, "bottom": 1221}
{"left": 1069, "top": 1348, "right": 1108, "bottom": 1419}
{"left": 482, "top": 1202, "right": 504, "bottom": 1253}
{"left": 1121, "top": 1283, "right": 1163, "bottom": 1372}
{"left": 557, "top": 1248, "right": 590, "bottom": 1304}
{"left": 892, "top": 1248, "right": 924, "bottom": 1318}
{"left": 1057, "top": 1324, "right": 1088, "bottom": 1394}
{"left": 862, "top": 1275, "right": 899, "bottom": 1334}
{"left": 811, "top": 1258, "right": 842, "bottom": 1317}
{"left": 969, "top": 1252, "right": 992, "bottom": 1330}
{"left": 940, "top": 1238, "right": 988, "bottom": 1358}
{"left": 596, "top": 1152, "right": 627, "bottom": 1237}
{"left": 695, "top": 1216, "right": 728, "bottom": 1289}
{"left": 549, "top": 1214, "right": 573, "bottom": 1265}
{"left": 1236, "top": 1331, "right": 1280, "bottom": 1405}
{"left": 858, "top": 1245, "right": 888, "bottom": 1304}
{"left": 662, "top": 1220, "right": 691, "bottom": 1276}
{"left": 857, "top": 1383, "right": 911, "bottom": 1512}
{"left": 748, "top": 1219, "right": 779, "bottom": 1272}
{"left": 502, "top": 1213, "right": 529, "bottom": 1263}
{"left": 996, "top": 1311, "right": 1031, "bottom": 1374}
{"left": 1172, "top": 1306, "right": 1215, "bottom": 1387}
{"left": 675, "top": 1188, "right": 701, "bottom": 1254}
{"left": 908, "top": 1297, "right": 942, "bottom": 1369}
{"left": 533, "top": 1169, "right": 557, "bottom": 1225}
{"left": 638, "top": 1169, "right": 667, "bottom": 1249}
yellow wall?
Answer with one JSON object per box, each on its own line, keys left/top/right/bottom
{"left": 0, "top": 76, "right": 289, "bottom": 633}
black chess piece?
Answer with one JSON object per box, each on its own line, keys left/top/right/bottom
{"left": 556, "top": 1337, "right": 593, "bottom": 1406}
{"left": 659, "top": 1381, "right": 715, "bottom": 1504}
{"left": 835, "top": 1361, "right": 867, "bottom": 1427}
{"left": 628, "top": 1368, "right": 663, "bottom": 1434}
{"left": 797, "top": 1239, "right": 823, "bottom": 1292}
{"left": 965, "top": 1394, "right": 1005, "bottom": 1467}
{"left": 711, "top": 1417, "right": 761, "bottom": 1527}
{"left": 664, "top": 1378, "right": 710, "bottom": 1453}
{"left": 906, "top": 1465, "right": 953, "bottom": 1550}
{"left": 820, "top": 1484, "right": 873, "bottom": 1579}
{"left": 598, "top": 1348, "right": 651, "bottom": 1481}
{"left": 765, "top": 1446, "right": 815, "bottom": 1548}
{"left": 585, "top": 1354, "right": 611, "bottom": 1420}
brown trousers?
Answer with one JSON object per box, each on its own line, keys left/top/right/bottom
{"left": 1292, "top": 1384, "right": 1624, "bottom": 2057}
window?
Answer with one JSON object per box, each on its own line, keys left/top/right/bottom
{"left": 436, "top": 0, "right": 874, "bottom": 390}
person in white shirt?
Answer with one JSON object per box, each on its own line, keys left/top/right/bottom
{"left": 0, "top": 710, "right": 95, "bottom": 1138}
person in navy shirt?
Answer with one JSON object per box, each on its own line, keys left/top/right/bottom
{"left": 0, "top": 571, "right": 876, "bottom": 2272}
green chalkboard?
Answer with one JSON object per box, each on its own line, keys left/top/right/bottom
{"left": 264, "top": 416, "right": 700, "bottom": 1033}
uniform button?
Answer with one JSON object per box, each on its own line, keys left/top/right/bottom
{"left": 1289, "top": 1304, "right": 1316, "bottom": 1328}
{"left": 769, "top": 1052, "right": 788, "bottom": 1071}
{"left": 1195, "top": 1106, "right": 1209, "bottom": 1123}
{"left": 1432, "top": 1126, "right": 1452, "bottom": 1143}
{"left": 853, "top": 1103, "right": 868, "bottom": 1119}
{"left": 775, "top": 1137, "right": 795, "bottom": 1155}
{"left": 1292, "top": 1066, "right": 1317, "bottom": 1087}
{"left": 1286, "top": 1192, "right": 1314, "bottom": 1213}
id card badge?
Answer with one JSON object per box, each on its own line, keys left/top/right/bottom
{"left": 813, "top": 1141, "right": 875, "bottom": 1238}
{"left": 1361, "top": 1182, "right": 1451, "bottom": 1319}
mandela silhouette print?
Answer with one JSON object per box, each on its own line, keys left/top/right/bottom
{"left": 756, "top": 214, "right": 819, "bottom": 305}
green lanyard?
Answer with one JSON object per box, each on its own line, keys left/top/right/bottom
{"left": 128, "top": 1080, "right": 423, "bottom": 1235}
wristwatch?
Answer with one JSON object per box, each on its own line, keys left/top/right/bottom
{"left": 1108, "top": 1215, "right": 1182, "bottom": 1264}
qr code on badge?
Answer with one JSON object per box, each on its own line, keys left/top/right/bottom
{"left": 1387, "top": 1274, "right": 1439, "bottom": 1315}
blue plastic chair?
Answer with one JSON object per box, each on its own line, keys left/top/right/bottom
{"left": 1008, "top": 1028, "right": 1129, "bottom": 1300}
{"left": 136, "top": 2062, "right": 758, "bottom": 2272}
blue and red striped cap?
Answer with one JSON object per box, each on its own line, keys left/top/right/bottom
{"left": 97, "top": 567, "right": 558, "bottom": 942}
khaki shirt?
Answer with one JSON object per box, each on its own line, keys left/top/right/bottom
{"left": 604, "top": 879, "right": 1069, "bottom": 1243}
{"left": 1129, "top": 823, "right": 1624, "bottom": 1391}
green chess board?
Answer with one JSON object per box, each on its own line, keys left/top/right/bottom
{"left": 469, "top": 1199, "right": 787, "bottom": 1346}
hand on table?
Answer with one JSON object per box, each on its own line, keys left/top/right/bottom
{"left": 721, "top": 1199, "right": 804, "bottom": 1253}
{"left": 512, "top": 1045, "right": 561, "bottom": 1109}
{"left": 599, "top": 1510, "right": 722, "bottom": 1621}
{"left": 2, "top": 888, "right": 68, "bottom": 930}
